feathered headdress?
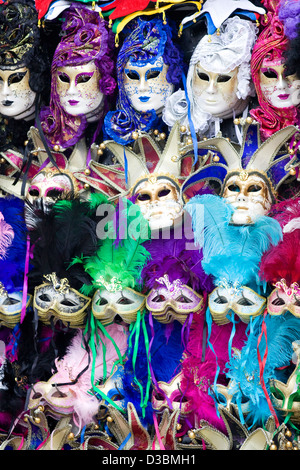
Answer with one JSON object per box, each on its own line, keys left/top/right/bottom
{"left": 182, "top": 122, "right": 299, "bottom": 201}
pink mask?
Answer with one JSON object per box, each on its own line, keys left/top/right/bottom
{"left": 267, "top": 279, "right": 300, "bottom": 317}
{"left": 146, "top": 274, "right": 203, "bottom": 324}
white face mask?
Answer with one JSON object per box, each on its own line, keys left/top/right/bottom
{"left": 192, "top": 63, "right": 245, "bottom": 118}
{"left": 134, "top": 179, "right": 183, "bottom": 230}
{"left": 0, "top": 67, "right": 36, "bottom": 120}
{"left": 259, "top": 59, "right": 300, "bottom": 109}
{"left": 56, "top": 61, "right": 104, "bottom": 119}
{"left": 222, "top": 173, "right": 273, "bottom": 225}
{"left": 123, "top": 56, "right": 174, "bottom": 114}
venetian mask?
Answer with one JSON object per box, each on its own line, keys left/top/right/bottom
{"left": 92, "top": 286, "right": 145, "bottom": 325}
{"left": 151, "top": 372, "right": 192, "bottom": 416}
{"left": 192, "top": 63, "right": 246, "bottom": 119}
{"left": 56, "top": 61, "right": 103, "bottom": 120}
{"left": 26, "top": 168, "right": 78, "bottom": 212}
{"left": 259, "top": 58, "right": 300, "bottom": 109}
{"left": 94, "top": 364, "right": 126, "bottom": 418}
{"left": 209, "top": 282, "right": 266, "bottom": 325}
{"left": 123, "top": 56, "right": 174, "bottom": 114}
{"left": 33, "top": 273, "right": 91, "bottom": 328}
{"left": 146, "top": 274, "right": 203, "bottom": 324}
{"left": 0, "top": 283, "right": 31, "bottom": 328}
{"left": 134, "top": 178, "right": 183, "bottom": 231}
{"left": 267, "top": 279, "right": 300, "bottom": 318}
{"left": 221, "top": 172, "right": 273, "bottom": 225}
{"left": 0, "top": 66, "right": 36, "bottom": 120}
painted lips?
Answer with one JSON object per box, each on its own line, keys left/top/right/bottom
{"left": 68, "top": 100, "right": 79, "bottom": 106}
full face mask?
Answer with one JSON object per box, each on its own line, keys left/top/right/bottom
{"left": 222, "top": 173, "right": 273, "bottom": 225}
{"left": 259, "top": 58, "right": 300, "bottom": 109}
{"left": 123, "top": 56, "right": 174, "bottom": 114}
{"left": 56, "top": 61, "right": 104, "bottom": 120}
{"left": 0, "top": 66, "right": 36, "bottom": 120}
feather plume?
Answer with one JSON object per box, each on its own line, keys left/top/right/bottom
{"left": 185, "top": 194, "right": 282, "bottom": 287}
{"left": 77, "top": 199, "right": 151, "bottom": 296}
{"left": 260, "top": 197, "right": 300, "bottom": 285}
{"left": 142, "top": 233, "right": 213, "bottom": 293}
{"left": 27, "top": 197, "right": 99, "bottom": 291}
{"left": 0, "top": 197, "right": 27, "bottom": 292}
{"left": 225, "top": 313, "right": 300, "bottom": 427}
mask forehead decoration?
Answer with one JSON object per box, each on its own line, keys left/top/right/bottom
{"left": 182, "top": 121, "right": 300, "bottom": 225}
{"left": 90, "top": 122, "right": 194, "bottom": 230}
{"left": 104, "top": 17, "right": 183, "bottom": 145}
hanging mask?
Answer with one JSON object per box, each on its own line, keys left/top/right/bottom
{"left": 0, "top": 284, "right": 31, "bottom": 329}
{"left": 192, "top": 63, "right": 242, "bottom": 119}
{"left": 209, "top": 282, "right": 266, "bottom": 325}
{"left": 33, "top": 273, "right": 91, "bottom": 328}
{"left": 0, "top": 66, "right": 36, "bottom": 120}
{"left": 123, "top": 56, "right": 174, "bottom": 114}
{"left": 267, "top": 280, "right": 300, "bottom": 318}
{"left": 94, "top": 364, "right": 126, "bottom": 419}
{"left": 92, "top": 287, "right": 145, "bottom": 325}
{"left": 146, "top": 274, "right": 203, "bottom": 324}
{"left": 56, "top": 61, "right": 104, "bottom": 120}
{"left": 134, "top": 177, "right": 184, "bottom": 231}
{"left": 151, "top": 372, "right": 192, "bottom": 416}
{"left": 222, "top": 172, "right": 273, "bottom": 225}
{"left": 26, "top": 168, "right": 79, "bottom": 213}
{"left": 259, "top": 58, "right": 300, "bottom": 109}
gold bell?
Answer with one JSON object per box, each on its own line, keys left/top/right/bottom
{"left": 285, "top": 429, "right": 292, "bottom": 438}
{"left": 107, "top": 416, "right": 113, "bottom": 423}
{"left": 131, "top": 131, "right": 139, "bottom": 140}
{"left": 159, "top": 132, "right": 166, "bottom": 140}
{"left": 38, "top": 405, "right": 44, "bottom": 412}
{"left": 84, "top": 183, "right": 90, "bottom": 190}
{"left": 176, "top": 423, "right": 182, "bottom": 431}
{"left": 0, "top": 158, "right": 5, "bottom": 164}
{"left": 246, "top": 116, "right": 253, "bottom": 124}
{"left": 269, "top": 442, "right": 277, "bottom": 451}
{"left": 188, "top": 430, "right": 195, "bottom": 440}
{"left": 68, "top": 432, "right": 75, "bottom": 440}
{"left": 180, "top": 125, "right": 187, "bottom": 133}
{"left": 34, "top": 417, "right": 41, "bottom": 424}
{"left": 289, "top": 167, "right": 296, "bottom": 175}
{"left": 213, "top": 154, "right": 220, "bottom": 162}
{"left": 233, "top": 118, "right": 240, "bottom": 125}
{"left": 286, "top": 441, "right": 293, "bottom": 450}
{"left": 53, "top": 145, "right": 60, "bottom": 152}
{"left": 84, "top": 168, "right": 91, "bottom": 176}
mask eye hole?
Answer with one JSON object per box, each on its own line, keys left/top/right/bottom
{"left": 217, "top": 74, "right": 231, "bottom": 83}
{"left": 146, "top": 70, "right": 160, "bottom": 80}
{"left": 58, "top": 73, "right": 70, "bottom": 83}
{"left": 158, "top": 189, "right": 171, "bottom": 198}
{"left": 247, "top": 185, "right": 262, "bottom": 193}
{"left": 38, "top": 293, "right": 52, "bottom": 302}
{"left": 125, "top": 70, "right": 140, "bottom": 80}
{"left": 175, "top": 295, "right": 193, "bottom": 304}
{"left": 262, "top": 69, "right": 278, "bottom": 79}
{"left": 28, "top": 188, "right": 40, "bottom": 197}
{"left": 152, "top": 294, "right": 166, "bottom": 303}
{"left": 95, "top": 297, "right": 108, "bottom": 306}
{"left": 237, "top": 296, "right": 254, "bottom": 306}
{"left": 214, "top": 295, "right": 228, "bottom": 304}
{"left": 117, "top": 296, "right": 134, "bottom": 305}
{"left": 9, "top": 72, "right": 27, "bottom": 85}
{"left": 294, "top": 298, "right": 300, "bottom": 307}
{"left": 46, "top": 189, "right": 64, "bottom": 199}
{"left": 137, "top": 193, "right": 151, "bottom": 202}
{"left": 153, "top": 391, "right": 165, "bottom": 401}
{"left": 228, "top": 184, "right": 240, "bottom": 192}
{"left": 60, "top": 298, "right": 78, "bottom": 307}
{"left": 271, "top": 297, "right": 285, "bottom": 306}
{"left": 3, "top": 297, "right": 20, "bottom": 305}
{"left": 76, "top": 74, "right": 92, "bottom": 84}
{"left": 197, "top": 71, "right": 209, "bottom": 81}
